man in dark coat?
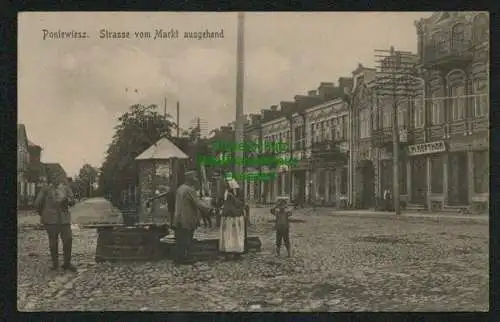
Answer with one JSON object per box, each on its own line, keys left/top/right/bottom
{"left": 172, "top": 171, "right": 212, "bottom": 264}
{"left": 34, "top": 174, "right": 76, "bottom": 271}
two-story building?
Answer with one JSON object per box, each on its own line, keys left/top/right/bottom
{"left": 412, "top": 12, "right": 489, "bottom": 213}
{"left": 260, "top": 105, "right": 290, "bottom": 203}
{"left": 349, "top": 65, "right": 379, "bottom": 209}
{"left": 306, "top": 95, "right": 350, "bottom": 206}
{"left": 17, "top": 124, "right": 45, "bottom": 208}
{"left": 17, "top": 124, "right": 30, "bottom": 208}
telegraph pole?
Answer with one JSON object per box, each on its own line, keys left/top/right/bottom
{"left": 235, "top": 12, "right": 245, "bottom": 190}
{"left": 375, "top": 47, "right": 416, "bottom": 216}
{"left": 176, "top": 101, "right": 180, "bottom": 138}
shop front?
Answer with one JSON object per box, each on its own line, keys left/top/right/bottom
{"left": 446, "top": 133, "right": 488, "bottom": 212}
{"left": 291, "top": 158, "right": 308, "bottom": 205}
{"left": 407, "top": 140, "right": 447, "bottom": 211}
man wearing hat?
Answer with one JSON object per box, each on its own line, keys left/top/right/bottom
{"left": 172, "top": 170, "right": 212, "bottom": 264}
{"left": 34, "top": 171, "right": 76, "bottom": 271}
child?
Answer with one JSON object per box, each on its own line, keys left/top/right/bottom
{"left": 271, "top": 196, "right": 292, "bottom": 257}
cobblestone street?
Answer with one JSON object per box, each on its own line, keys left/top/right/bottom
{"left": 18, "top": 199, "right": 489, "bottom": 311}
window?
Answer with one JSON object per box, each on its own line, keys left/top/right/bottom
{"left": 397, "top": 101, "right": 408, "bottom": 128}
{"left": 473, "top": 14, "right": 488, "bottom": 44}
{"left": 451, "top": 24, "right": 465, "bottom": 49}
{"left": 430, "top": 90, "right": 444, "bottom": 125}
{"left": 342, "top": 116, "right": 348, "bottom": 140}
{"left": 414, "top": 96, "right": 424, "bottom": 128}
{"left": 372, "top": 106, "right": 378, "bottom": 130}
{"left": 473, "top": 78, "right": 489, "bottom": 117}
{"left": 432, "top": 32, "right": 447, "bottom": 52}
{"left": 310, "top": 123, "right": 315, "bottom": 144}
{"left": 450, "top": 83, "right": 465, "bottom": 121}
{"left": 383, "top": 105, "right": 393, "bottom": 128}
{"left": 430, "top": 155, "right": 444, "bottom": 193}
{"left": 360, "top": 109, "right": 370, "bottom": 138}
{"left": 474, "top": 150, "right": 488, "bottom": 193}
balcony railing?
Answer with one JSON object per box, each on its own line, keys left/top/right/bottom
{"left": 423, "top": 40, "right": 474, "bottom": 66}
{"left": 311, "top": 140, "right": 348, "bottom": 163}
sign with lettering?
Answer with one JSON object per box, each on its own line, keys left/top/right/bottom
{"left": 408, "top": 141, "right": 446, "bottom": 156}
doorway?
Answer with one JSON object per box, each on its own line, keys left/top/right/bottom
{"left": 411, "top": 156, "right": 427, "bottom": 205}
{"left": 448, "top": 152, "right": 468, "bottom": 205}
{"left": 359, "top": 161, "right": 375, "bottom": 208}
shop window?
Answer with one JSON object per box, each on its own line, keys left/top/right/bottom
{"left": 399, "top": 161, "right": 407, "bottom": 195}
{"left": 318, "top": 169, "right": 325, "bottom": 196}
{"left": 329, "top": 170, "right": 336, "bottom": 197}
{"left": 430, "top": 155, "right": 444, "bottom": 193}
{"left": 474, "top": 150, "right": 488, "bottom": 193}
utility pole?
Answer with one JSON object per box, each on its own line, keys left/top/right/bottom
{"left": 235, "top": 12, "right": 245, "bottom": 191}
{"left": 375, "top": 47, "right": 416, "bottom": 216}
{"left": 164, "top": 97, "right": 167, "bottom": 118}
{"left": 176, "top": 101, "right": 180, "bottom": 138}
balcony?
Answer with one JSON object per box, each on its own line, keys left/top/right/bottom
{"left": 372, "top": 128, "right": 393, "bottom": 147}
{"left": 423, "top": 40, "right": 474, "bottom": 68}
{"left": 311, "top": 140, "right": 348, "bottom": 164}
{"left": 471, "top": 116, "right": 488, "bottom": 133}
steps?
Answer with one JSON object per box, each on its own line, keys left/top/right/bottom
{"left": 442, "top": 205, "right": 472, "bottom": 214}
{"left": 406, "top": 203, "right": 426, "bottom": 212}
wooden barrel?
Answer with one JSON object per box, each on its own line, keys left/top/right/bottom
{"left": 95, "top": 226, "right": 167, "bottom": 262}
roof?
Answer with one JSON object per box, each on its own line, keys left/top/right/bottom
{"left": 17, "top": 124, "right": 28, "bottom": 147}
{"left": 42, "top": 163, "right": 67, "bottom": 181}
{"left": 28, "top": 140, "right": 41, "bottom": 148}
{"left": 135, "top": 137, "right": 189, "bottom": 160}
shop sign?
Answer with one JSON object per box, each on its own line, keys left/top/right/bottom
{"left": 448, "top": 136, "right": 488, "bottom": 152}
{"left": 408, "top": 141, "right": 446, "bottom": 156}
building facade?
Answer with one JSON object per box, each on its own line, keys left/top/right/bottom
{"left": 260, "top": 108, "right": 290, "bottom": 203}
{"left": 305, "top": 97, "right": 350, "bottom": 206}
{"left": 17, "top": 124, "right": 31, "bottom": 208}
{"left": 412, "top": 12, "right": 489, "bottom": 212}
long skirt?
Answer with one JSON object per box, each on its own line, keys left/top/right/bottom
{"left": 219, "top": 216, "right": 245, "bottom": 253}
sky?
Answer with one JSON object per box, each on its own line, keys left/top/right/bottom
{"left": 18, "top": 11, "right": 432, "bottom": 177}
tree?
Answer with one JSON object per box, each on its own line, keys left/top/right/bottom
{"left": 99, "top": 104, "right": 175, "bottom": 208}
{"left": 77, "top": 164, "right": 99, "bottom": 198}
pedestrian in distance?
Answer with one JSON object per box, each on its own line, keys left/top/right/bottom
{"left": 34, "top": 174, "right": 77, "bottom": 272}
{"left": 383, "top": 188, "right": 393, "bottom": 212}
{"left": 271, "top": 196, "right": 292, "bottom": 257}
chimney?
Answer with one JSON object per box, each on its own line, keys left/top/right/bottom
{"left": 270, "top": 105, "right": 278, "bottom": 112}
{"left": 317, "top": 82, "right": 337, "bottom": 100}
{"left": 280, "top": 101, "right": 296, "bottom": 115}
{"left": 250, "top": 114, "right": 261, "bottom": 124}
{"left": 338, "top": 77, "right": 353, "bottom": 92}
{"left": 308, "top": 90, "right": 318, "bottom": 96}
